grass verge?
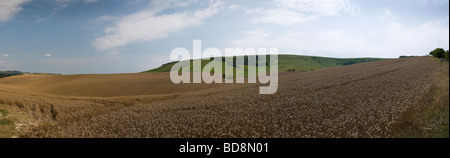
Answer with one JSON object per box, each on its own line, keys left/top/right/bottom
{"left": 0, "top": 108, "right": 16, "bottom": 138}
{"left": 394, "top": 59, "right": 449, "bottom": 138}
{"left": 423, "top": 60, "right": 449, "bottom": 138}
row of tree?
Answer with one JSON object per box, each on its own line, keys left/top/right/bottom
{"left": 0, "top": 70, "right": 24, "bottom": 78}
{"left": 429, "top": 48, "right": 449, "bottom": 61}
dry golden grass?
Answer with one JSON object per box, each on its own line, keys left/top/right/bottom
{"left": 0, "top": 91, "right": 182, "bottom": 137}
{"left": 0, "top": 72, "right": 244, "bottom": 137}
{"left": 0, "top": 72, "right": 229, "bottom": 97}
{"left": 0, "top": 56, "right": 444, "bottom": 138}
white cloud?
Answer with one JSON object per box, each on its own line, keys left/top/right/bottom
{"left": 54, "top": 0, "right": 100, "bottom": 11}
{"left": 422, "top": 0, "right": 448, "bottom": 5}
{"left": 229, "top": 30, "right": 272, "bottom": 47}
{"left": 274, "top": 0, "right": 358, "bottom": 16}
{"left": 89, "top": 15, "right": 117, "bottom": 23}
{"left": 55, "top": 0, "right": 73, "bottom": 10}
{"left": 228, "top": 4, "right": 241, "bottom": 10}
{"left": 247, "top": 0, "right": 358, "bottom": 25}
{"left": 0, "top": 0, "right": 31, "bottom": 22}
{"left": 56, "top": 0, "right": 99, "bottom": 4}
{"left": 3, "top": 54, "right": 8, "bottom": 57}
{"left": 45, "top": 53, "right": 52, "bottom": 57}
{"left": 230, "top": 18, "right": 449, "bottom": 58}
{"left": 84, "top": 0, "right": 98, "bottom": 4}
{"left": 93, "top": 0, "right": 222, "bottom": 50}
{"left": 379, "top": 9, "right": 398, "bottom": 21}
{"left": 230, "top": 29, "right": 368, "bottom": 57}
{"left": 148, "top": 0, "right": 200, "bottom": 12}
{"left": 383, "top": 18, "right": 449, "bottom": 55}
{"left": 251, "top": 8, "right": 317, "bottom": 25}
{"left": 245, "top": 8, "right": 263, "bottom": 15}
{"left": 84, "top": 15, "right": 118, "bottom": 30}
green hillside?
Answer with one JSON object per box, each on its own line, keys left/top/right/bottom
{"left": 0, "top": 71, "right": 61, "bottom": 78}
{"left": 277, "top": 55, "right": 384, "bottom": 72}
{"left": 0, "top": 71, "right": 24, "bottom": 78}
{"left": 142, "top": 55, "right": 385, "bottom": 75}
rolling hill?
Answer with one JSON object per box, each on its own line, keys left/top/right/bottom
{"left": 142, "top": 54, "right": 386, "bottom": 73}
{"left": 0, "top": 73, "right": 231, "bottom": 97}
{"left": 0, "top": 55, "right": 384, "bottom": 97}
{"left": 0, "top": 71, "right": 60, "bottom": 78}
{"left": 1, "top": 56, "right": 447, "bottom": 138}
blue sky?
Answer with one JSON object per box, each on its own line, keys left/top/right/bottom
{"left": 0, "top": 0, "right": 448, "bottom": 74}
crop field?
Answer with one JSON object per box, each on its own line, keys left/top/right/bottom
{"left": 0, "top": 56, "right": 447, "bottom": 138}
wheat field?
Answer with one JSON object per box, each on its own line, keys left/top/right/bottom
{"left": 0, "top": 57, "right": 445, "bottom": 138}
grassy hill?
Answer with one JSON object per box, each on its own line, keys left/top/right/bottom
{"left": 142, "top": 55, "right": 386, "bottom": 74}
{"left": 0, "top": 71, "right": 25, "bottom": 78}
{"left": 0, "top": 70, "right": 60, "bottom": 78}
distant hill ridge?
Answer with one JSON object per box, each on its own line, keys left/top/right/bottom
{"left": 0, "top": 70, "right": 60, "bottom": 78}
{"left": 143, "top": 54, "right": 386, "bottom": 73}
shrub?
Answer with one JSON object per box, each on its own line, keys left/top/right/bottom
{"left": 429, "top": 48, "right": 446, "bottom": 59}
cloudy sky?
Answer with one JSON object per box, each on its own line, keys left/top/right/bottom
{"left": 0, "top": 0, "right": 448, "bottom": 74}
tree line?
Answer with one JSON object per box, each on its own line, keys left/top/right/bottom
{"left": 0, "top": 71, "right": 25, "bottom": 78}
{"left": 429, "top": 48, "right": 449, "bottom": 62}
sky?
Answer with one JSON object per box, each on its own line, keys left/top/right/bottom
{"left": 0, "top": 0, "right": 449, "bottom": 74}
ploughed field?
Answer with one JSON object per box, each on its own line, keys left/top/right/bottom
{"left": 0, "top": 57, "right": 440, "bottom": 137}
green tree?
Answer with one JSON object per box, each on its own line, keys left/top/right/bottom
{"left": 429, "top": 48, "right": 446, "bottom": 59}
